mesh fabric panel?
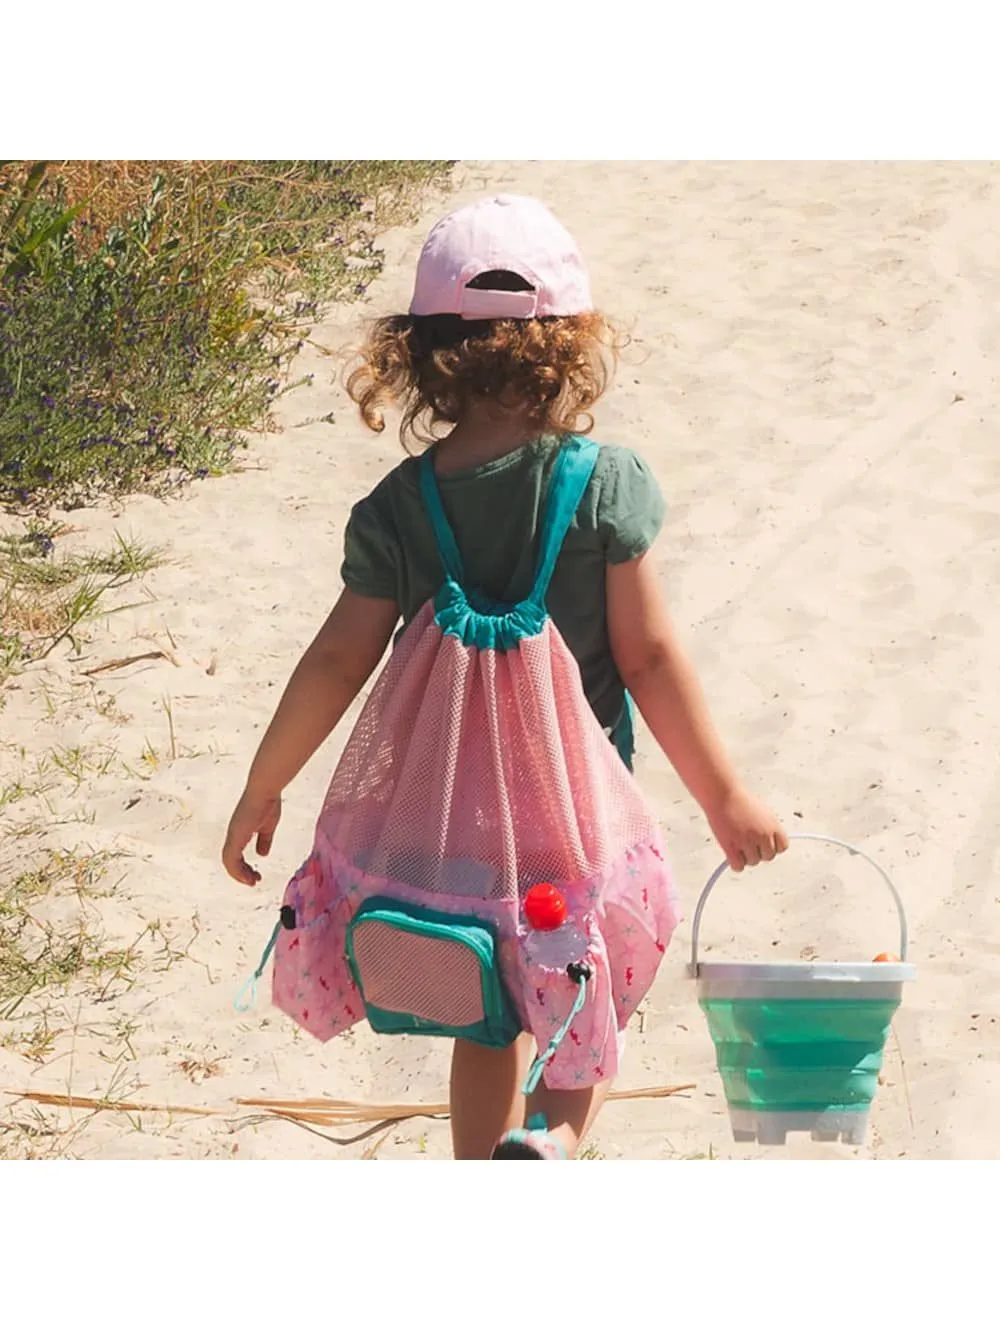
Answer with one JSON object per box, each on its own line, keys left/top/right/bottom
{"left": 352, "top": 921, "right": 485, "bottom": 1026}
{"left": 322, "top": 604, "right": 653, "bottom": 903}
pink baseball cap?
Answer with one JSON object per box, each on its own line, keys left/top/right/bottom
{"left": 409, "top": 194, "right": 593, "bottom": 321}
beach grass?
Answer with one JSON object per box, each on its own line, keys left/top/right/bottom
{"left": 0, "top": 160, "right": 454, "bottom": 509}
{"left": 0, "top": 518, "right": 164, "bottom": 691}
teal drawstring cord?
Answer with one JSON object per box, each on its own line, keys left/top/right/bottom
{"left": 522, "top": 965, "right": 591, "bottom": 1097}
{"left": 234, "top": 919, "right": 281, "bottom": 1013}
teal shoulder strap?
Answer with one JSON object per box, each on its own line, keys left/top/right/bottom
{"left": 420, "top": 437, "right": 599, "bottom": 601}
{"left": 418, "top": 452, "right": 464, "bottom": 584}
{"left": 529, "top": 437, "right": 600, "bottom": 605}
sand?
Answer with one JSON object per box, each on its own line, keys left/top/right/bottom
{"left": 2, "top": 161, "right": 999, "bottom": 1160}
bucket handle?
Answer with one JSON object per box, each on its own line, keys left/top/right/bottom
{"left": 689, "top": 832, "right": 909, "bottom": 972}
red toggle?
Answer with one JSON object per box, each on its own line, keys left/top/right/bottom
{"left": 524, "top": 883, "right": 568, "bottom": 931}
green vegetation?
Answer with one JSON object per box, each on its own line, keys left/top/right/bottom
{"left": 0, "top": 160, "right": 453, "bottom": 507}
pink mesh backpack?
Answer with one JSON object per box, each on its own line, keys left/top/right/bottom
{"left": 239, "top": 437, "right": 680, "bottom": 1089}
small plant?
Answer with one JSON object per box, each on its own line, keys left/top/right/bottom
{"left": 0, "top": 524, "right": 163, "bottom": 687}
{"left": 682, "top": 1144, "right": 718, "bottom": 1160}
{"left": 92, "top": 1014, "right": 141, "bottom": 1065}
{"left": 0, "top": 1105, "right": 66, "bottom": 1159}
{"left": 47, "top": 744, "right": 119, "bottom": 791}
{"left": 175, "top": 1048, "right": 225, "bottom": 1084}
{"left": 1, "top": 1014, "right": 60, "bottom": 1063}
{"left": 579, "top": 1141, "right": 606, "bottom": 1160}
{"left": 0, "top": 848, "right": 128, "bottom": 1014}
{"left": 0, "top": 746, "right": 56, "bottom": 809}
{"left": 91, "top": 688, "right": 130, "bottom": 725}
{"left": 160, "top": 695, "right": 178, "bottom": 762}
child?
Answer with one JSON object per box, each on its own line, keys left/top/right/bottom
{"left": 223, "top": 193, "right": 788, "bottom": 1159}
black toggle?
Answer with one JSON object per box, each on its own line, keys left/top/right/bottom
{"left": 279, "top": 905, "right": 297, "bottom": 931}
{"left": 567, "top": 961, "right": 592, "bottom": 983}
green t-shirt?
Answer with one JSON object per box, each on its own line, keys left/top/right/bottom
{"left": 341, "top": 436, "right": 665, "bottom": 730}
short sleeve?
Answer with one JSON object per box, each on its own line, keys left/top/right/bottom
{"left": 341, "top": 495, "right": 401, "bottom": 601}
{"left": 594, "top": 447, "right": 665, "bottom": 564}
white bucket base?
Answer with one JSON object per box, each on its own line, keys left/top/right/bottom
{"left": 728, "top": 1108, "right": 870, "bottom": 1147}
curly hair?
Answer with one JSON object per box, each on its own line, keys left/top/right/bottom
{"left": 345, "top": 273, "right": 624, "bottom": 447}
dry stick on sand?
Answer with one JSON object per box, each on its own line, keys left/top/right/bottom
{"left": 82, "top": 651, "right": 168, "bottom": 677}
{"left": 9, "top": 1083, "right": 696, "bottom": 1147}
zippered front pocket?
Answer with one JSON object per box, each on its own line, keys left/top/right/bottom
{"left": 346, "top": 897, "right": 521, "bottom": 1048}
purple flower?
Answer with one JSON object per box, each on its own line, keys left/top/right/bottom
{"left": 28, "top": 531, "right": 55, "bottom": 557}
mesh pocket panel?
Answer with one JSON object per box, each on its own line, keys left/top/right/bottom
{"left": 323, "top": 610, "right": 654, "bottom": 901}
{"left": 352, "top": 921, "right": 486, "bottom": 1027}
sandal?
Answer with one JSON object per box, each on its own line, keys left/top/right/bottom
{"left": 491, "top": 1113, "right": 567, "bottom": 1160}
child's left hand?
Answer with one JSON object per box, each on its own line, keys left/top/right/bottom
{"left": 706, "top": 787, "right": 788, "bottom": 872}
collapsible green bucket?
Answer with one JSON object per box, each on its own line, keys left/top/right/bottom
{"left": 690, "top": 834, "right": 915, "bottom": 1146}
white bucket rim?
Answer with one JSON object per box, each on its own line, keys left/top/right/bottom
{"left": 693, "top": 960, "right": 916, "bottom": 983}
{"left": 690, "top": 835, "right": 911, "bottom": 969}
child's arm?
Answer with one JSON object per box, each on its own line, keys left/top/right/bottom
{"left": 607, "top": 553, "right": 787, "bottom": 871}
{"left": 222, "top": 588, "right": 399, "bottom": 886}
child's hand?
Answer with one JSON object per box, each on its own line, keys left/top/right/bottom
{"left": 223, "top": 789, "right": 282, "bottom": 887}
{"left": 706, "top": 788, "right": 788, "bottom": 872}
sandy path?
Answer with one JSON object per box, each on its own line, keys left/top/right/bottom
{"left": 3, "top": 162, "right": 998, "bottom": 1159}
